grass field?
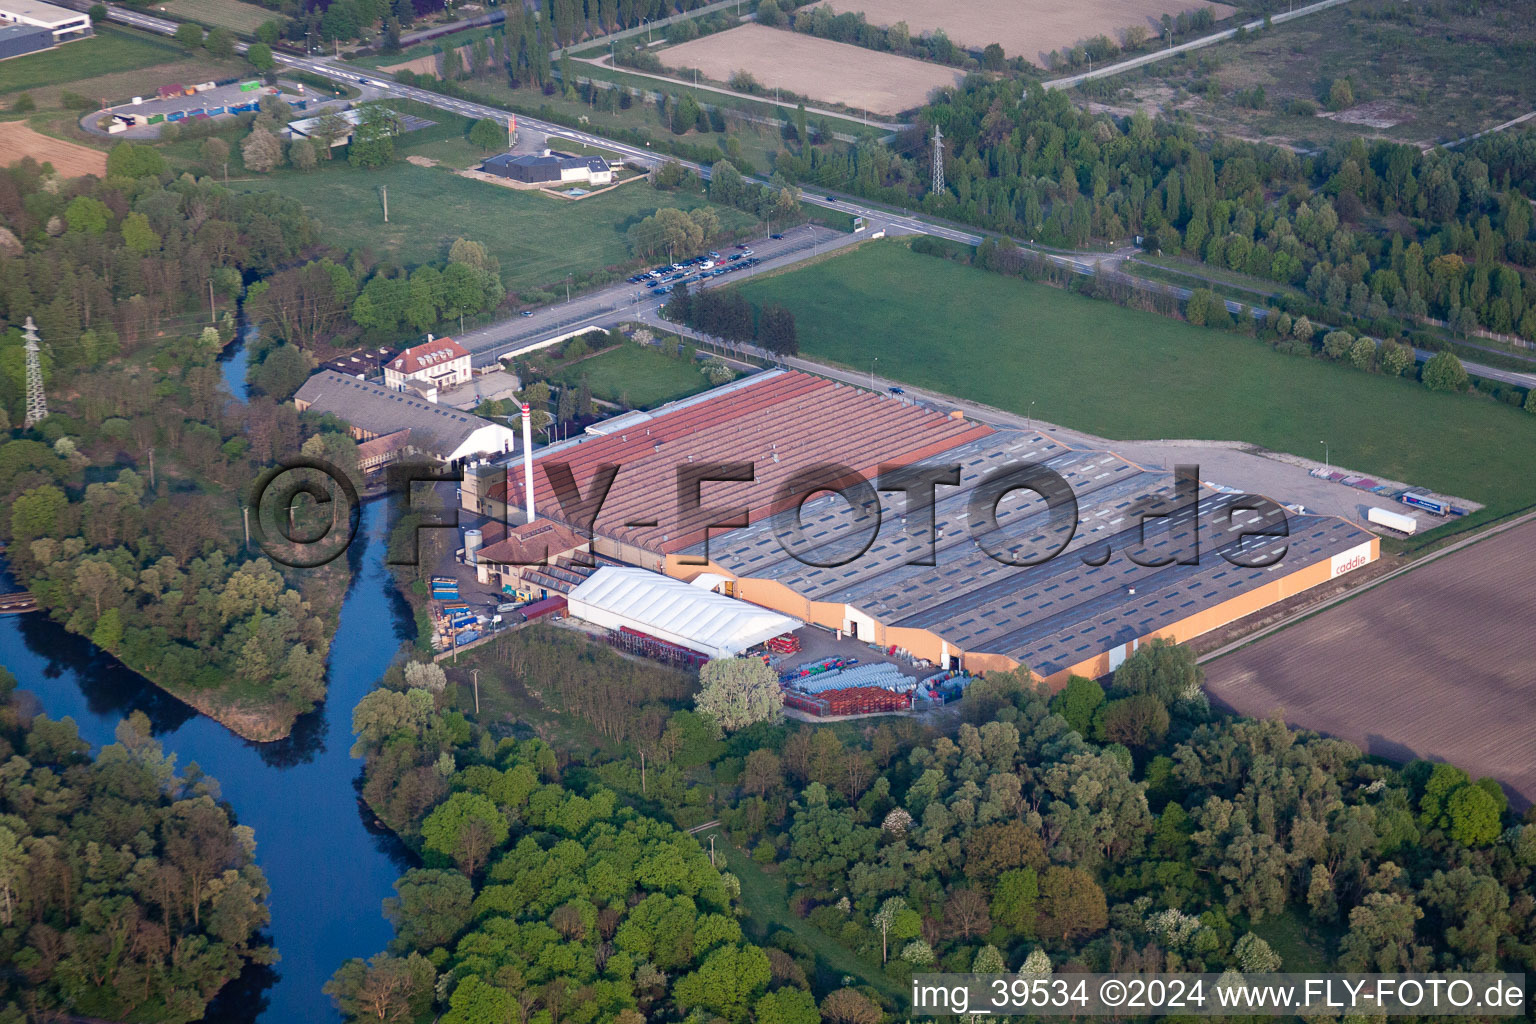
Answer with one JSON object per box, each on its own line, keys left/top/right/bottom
{"left": 550, "top": 341, "right": 714, "bottom": 408}
{"left": 0, "top": 26, "right": 189, "bottom": 97}
{"left": 1114, "top": 0, "right": 1536, "bottom": 148}
{"left": 236, "top": 159, "right": 757, "bottom": 296}
{"left": 159, "top": 0, "right": 275, "bottom": 34}
{"left": 733, "top": 242, "right": 1536, "bottom": 515}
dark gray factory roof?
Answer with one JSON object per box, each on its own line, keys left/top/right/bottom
{"left": 693, "top": 428, "right": 1374, "bottom": 675}
{"left": 293, "top": 370, "right": 510, "bottom": 459}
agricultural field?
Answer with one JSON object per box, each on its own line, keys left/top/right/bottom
{"left": 659, "top": 24, "right": 962, "bottom": 116}
{"left": 548, "top": 339, "right": 716, "bottom": 408}
{"left": 1206, "top": 518, "right": 1536, "bottom": 807}
{"left": 1110, "top": 0, "right": 1536, "bottom": 148}
{"left": 733, "top": 241, "right": 1536, "bottom": 515}
{"left": 158, "top": 0, "right": 276, "bottom": 35}
{"left": 0, "top": 26, "right": 219, "bottom": 103}
{"left": 235, "top": 158, "right": 756, "bottom": 296}
{"left": 813, "top": 0, "right": 1235, "bottom": 66}
{"left": 0, "top": 121, "right": 106, "bottom": 176}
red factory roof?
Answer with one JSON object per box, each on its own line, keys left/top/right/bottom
{"left": 389, "top": 337, "right": 470, "bottom": 375}
{"left": 495, "top": 371, "right": 993, "bottom": 555}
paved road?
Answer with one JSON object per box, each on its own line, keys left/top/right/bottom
{"left": 457, "top": 223, "right": 860, "bottom": 366}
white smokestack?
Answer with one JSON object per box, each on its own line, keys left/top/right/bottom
{"left": 520, "top": 402, "right": 535, "bottom": 523}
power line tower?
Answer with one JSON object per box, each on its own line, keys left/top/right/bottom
{"left": 930, "top": 123, "right": 944, "bottom": 196}
{"left": 22, "top": 316, "right": 47, "bottom": 430}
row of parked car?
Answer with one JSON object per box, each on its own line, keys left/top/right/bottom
{"left": 636, "top": 244, "right": 765, "bottom": 295}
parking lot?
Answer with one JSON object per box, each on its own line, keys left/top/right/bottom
{"left": 629, "top": 240, "right": 770, "bottom": 295}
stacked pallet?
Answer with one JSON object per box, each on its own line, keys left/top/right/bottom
{"left": 766, "top": 633, "right": 802, "bottom": 655}
{"left": 784, "top": 686, "right": 911, "bottom": 717}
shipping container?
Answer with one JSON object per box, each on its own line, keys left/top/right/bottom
{"left": 1368, "top": 506, "right": 1418, "bottom": 535}
{"left": 167, "top": 111, "right": 185, "bottom": 121}
{"left": 206, "top": 106, "right": 225, "bottom": 116}
{"left": 455, "top": 630, "right": 480, "bottom": 646}
{"left": 520, "top": 596, "right": 566, "bottom": 622}
{"left": 147, "top": 113, "right": 164, "bottom": 124}
{"left": 240, "top": 80, "right": 261, "bottom": 92}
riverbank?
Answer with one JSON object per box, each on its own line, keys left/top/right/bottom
{"left": 0, "top": 500, "right": 418, "bottom": 1024}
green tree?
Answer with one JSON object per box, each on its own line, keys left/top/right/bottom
{"left": 64, "top": 195, "right": 110, "bottom": 235}
{"left": 992, "top": 866, "right": 1038, "bottom": 934}
{"left": 241, "top": 128, "right": 285, "bottom": 173}
{"left": 349, "top": 104, "right": 401, "bottom": 169}
{"left": 120, "top": 211, "right": 160, "bottom": 254}
{"left": 1036, "top": 866, "right": 1107, "bottom": 942}
{"left": 1421, "top": 350, "right": 1468, "bottom": 393}
{"left": 383, "top": 868, "right": 474, "bottom": 951}
{"left": 420, "top": 792, "right": 509, "bottom": 875}
{"left": 1050, "top": 675, "right": 1103, "bottom": 734}
{"left": 696, "top": 657, "right": 781, "bottom": 733}
{"left": 325, "top": 952, "right": 436, "bottom": 1023}
{"left": 205, "top": 26, "right": 236, "bottom": 57}
{"left": 247, "top": 41, "right": 275, "bottom": 71}
{"left": 756, "top": 987, "right": 819, "bottom": 1024}
{"left": 468, "top": 117, "right": 503, "bottom": 152}
{"left": 1446, "top": 785, "right": 1502, "bottom": 847}
{"left": 673, "top": 944, "right": 771, "bottom": 1022}
{"left": 174, "top": 20, "right": 204, "bottom": 47}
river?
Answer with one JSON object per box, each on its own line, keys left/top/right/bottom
{"left": 0, "top": 499, "right": 418, "bottom": 1024}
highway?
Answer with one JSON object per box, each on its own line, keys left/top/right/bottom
{"left": 88, "top": 2, "right": 1536, "bottom": 391}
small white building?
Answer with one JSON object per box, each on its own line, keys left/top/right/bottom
{"left": 0, "top": 0, "right": 90, "bottom": 40}
{"left": 384, "top": 335, "right": 473, "bottom": 393}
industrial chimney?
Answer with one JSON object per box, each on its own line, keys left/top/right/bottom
{"left": 520, "top": 402, "right": 536, "bottom": 523}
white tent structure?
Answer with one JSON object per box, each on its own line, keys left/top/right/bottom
{"left": 568, "top": 567, "right": 800, "bottom": 660}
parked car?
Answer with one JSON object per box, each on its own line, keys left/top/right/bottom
{"left": 888, "top": 386, "right": 905, "bottom": 395}
{"left": 770, "top": 233, "right": 784, "bottom": 240}
{"left": 520, "top": 310, "right": 535, "bottom": 317}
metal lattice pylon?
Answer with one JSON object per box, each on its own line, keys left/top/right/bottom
{"left": 931, "top": 123, "right": 944, "bottom": 196}
{"left": 22, "top": 316, "right": 47, "bottom": 429}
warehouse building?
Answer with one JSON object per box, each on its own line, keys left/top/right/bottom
{"left": 294, "top": 370, "right": 515, "bottom": 466}
{"left": 0, "top": 22, "right": 53, "bottom": 60}
{"left": 568, "top": 567, "right": 800, "bottom": 661}
{"left": 671, "top": 428, "right": 1378, "bottom": 685}
{"left": 471, "top": 369, "right": 1377, "bottom": 688}
{"left": 0, "top": 0, "right": 90, "bottom": 43}
{"left": 480, "top": 150, "right": 613, "bottom": 186}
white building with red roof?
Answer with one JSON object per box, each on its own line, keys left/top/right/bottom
{"left": 384, "top": 335, "right": 472, "bottom": 394}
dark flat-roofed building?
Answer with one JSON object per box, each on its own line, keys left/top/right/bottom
{"left": 481, "top": 149, "right": 614, "bottom": 185}
{"left": 671, "top": 426, "right": 1379, "bottom": 685}
{"left": 0, "top": 22, "right": 53, "bottom": 59}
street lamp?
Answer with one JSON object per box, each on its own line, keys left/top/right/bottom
{"left": 870, "top": 356, "right": 878, "bottom": 392}
{"left": 1320, "top": 440, "right": 1330, "bottom": 469}
{"left": 1029, "top": 400, "right": 1036, "bottom": 428}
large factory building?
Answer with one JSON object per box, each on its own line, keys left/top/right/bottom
{"left": 470, "top": 370, "right": 1377, "bottom": 688}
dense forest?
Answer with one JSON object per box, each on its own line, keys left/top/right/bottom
{"left": 0, "top": 665, "right": 274, "bottom": 1023}
{"left": 775, "top": 79, "right": 1536, "bottom": 343}
{"left": 356, "top": 632, "right": 1536, "bottom": 1021}
{"left": 711, "top": 644, "right": 1536, "bottom": 982}
{"left": 0, "top": 146, "right": 363, "bottom": 737}
{"left": 339, "top": 658, "right": 820, "bottom": 1024}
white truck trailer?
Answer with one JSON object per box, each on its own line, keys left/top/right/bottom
{"left": 1368, "top": 505, "right": 1418, "bottom": 535}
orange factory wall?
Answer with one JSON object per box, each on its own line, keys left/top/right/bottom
{"left": 664, "top": 536, "right": 1378, "bottom": 688}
